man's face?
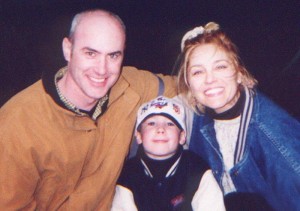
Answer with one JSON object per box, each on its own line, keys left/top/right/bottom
{"left": 62, "top": 14, "right": 125, "bottom": 106}
{"left": 136, "top": 115, "right": 186, "bottom": 160}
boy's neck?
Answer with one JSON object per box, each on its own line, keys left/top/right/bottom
{"left": 139, "top": 146, "right": 183, "bottom": 180}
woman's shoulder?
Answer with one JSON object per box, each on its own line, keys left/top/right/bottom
{"left": 253, "top": 91, "right": 299, "bottom": 124}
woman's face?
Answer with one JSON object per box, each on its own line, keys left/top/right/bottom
{"left": 187, "top": 44, "right": 241, "bottom": 113}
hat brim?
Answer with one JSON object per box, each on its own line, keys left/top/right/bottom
{"left": 137, "top": 113, "right": 184, "bottom": 132}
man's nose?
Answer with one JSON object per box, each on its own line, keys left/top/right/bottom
{"left": 95, "top": 57, "right": 107, "bottom": 75}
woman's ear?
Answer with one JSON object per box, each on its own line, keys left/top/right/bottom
{"left": 135, "top": 131, "right": 143, "bottom": 144}
{"left": 237, "top": 72, "right": 242, "bottom": 84}
{"left": 62, "top": 37, "right": 72, "bottom": 62}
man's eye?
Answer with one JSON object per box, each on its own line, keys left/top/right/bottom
{"left": 110, "top": 53, "right": 119, "bottom": 59}
{"left": 86, "top": 51, "right": 96, "bottom": 57}
{"left": 110, "top": 54, "right": 117, "bottom": 59}
{"left": 147, "top": 122, "right": 155, "bottom": 126}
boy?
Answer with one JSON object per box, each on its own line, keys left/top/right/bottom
{"left": 111, "top": 96, "right": 225, "bottom": 211}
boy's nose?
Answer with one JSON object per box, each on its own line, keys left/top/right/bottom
{"left": 156, "top": 126, "right": 165, "bottom": 133}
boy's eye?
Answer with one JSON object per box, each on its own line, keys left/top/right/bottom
{"left": 167, "top": 122, "right": 175, "bottom": 126}
{"left": 147, "top": 122, "right": 155, "bottom": 126}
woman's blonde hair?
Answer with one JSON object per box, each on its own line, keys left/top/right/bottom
{"left": 176, "top": 22, "right": 257, "bottom": 113}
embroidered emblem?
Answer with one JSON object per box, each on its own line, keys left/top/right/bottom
{"left": 172, "top": 103, "right": 181, "bottom": 115}
{"left": 171, "top": 194, "right": 185, "bottom": 208}
{"left": 150, "top": 96, "right": 168, "bottom": 109}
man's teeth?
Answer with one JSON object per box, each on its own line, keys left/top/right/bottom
{"left": 90, "top": 77, "right": 105, "bottom": 83}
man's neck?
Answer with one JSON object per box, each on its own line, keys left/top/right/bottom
{"left": 57, "top": 72, "right": 97, "bottom": 111}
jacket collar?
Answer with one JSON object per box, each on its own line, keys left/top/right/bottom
{"left": 233, "top": 86, "right": 255, "bottom": 164}
{"left": 198, "top": 86, "right": 255, "bottom": 164}
{"left": 42, "top": 67, "right": 109, "bottom": 120}
{"left": 139, "top": 146, "right": 183, "bottom": 179}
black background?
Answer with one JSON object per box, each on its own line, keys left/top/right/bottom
{"left": 1, "top": 1, "right": 299, "bottom": 118}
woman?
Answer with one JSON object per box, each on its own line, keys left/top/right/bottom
{"left": 176, "top": 22, "right": 300, "bottom": 210}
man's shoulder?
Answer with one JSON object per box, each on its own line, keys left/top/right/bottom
{"left": 0, "top": 80, "right": 46, "bottom": 119}
{"left": 2, "top": 80, "right": 43, "bottom": 108}
{"left": 117, "top": 66, "right": 160, "bottom": 96}
{"left": 121, "top": 66, "right": 155, "bottom": 80}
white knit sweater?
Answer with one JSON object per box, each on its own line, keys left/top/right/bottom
{"left": 214, "top": 116, "right": 241, "bottom": 194}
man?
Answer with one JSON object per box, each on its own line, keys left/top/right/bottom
{"left": 0, "top": 9, "right": 176, "bottom": 210}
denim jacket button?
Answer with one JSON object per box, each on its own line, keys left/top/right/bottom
{"left": 234, "top": 171, "right": 239, "bottom": 176}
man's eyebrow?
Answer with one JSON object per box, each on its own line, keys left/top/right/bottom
{"left": 82, "top": 47, "right": 99, "bottom": 53}
{"left": 82, "top": 47, "right": 122, "bottom": 56}
{"left": 108, "top": 50, "right": 123, "bottom": 56}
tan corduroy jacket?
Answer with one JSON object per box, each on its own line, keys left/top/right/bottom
{"left": 0, "top": 66, "right": 176, "bottom": 210}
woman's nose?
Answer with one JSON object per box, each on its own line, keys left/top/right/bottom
{"left": 204, "top": 71, "right": 216, "bottom": 84}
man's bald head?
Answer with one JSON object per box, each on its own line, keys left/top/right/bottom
{"left": 68, "top": 9, "right": 126, "bottom": 42}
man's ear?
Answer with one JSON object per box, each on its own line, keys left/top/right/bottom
{"left": 135, "top": 131, "right": 143, "bottom": 144}
{"left": 62, "top": 37, "right": 72, "bottom": 62}
{"left": 179, "top": 131, "right": 186, "bottom": 145}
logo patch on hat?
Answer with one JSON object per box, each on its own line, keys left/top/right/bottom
{"left": 150, "top": 96, "right": 168, "bottom": 109}
{"left": 172, "top": 103, "right": 180, "bottom": 114}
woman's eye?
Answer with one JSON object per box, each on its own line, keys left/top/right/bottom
{"left": 216, "top": 65, "right": 227, "bottom": 70}
{"left": 192, "top": 70, "right": 204, "bottom": 76}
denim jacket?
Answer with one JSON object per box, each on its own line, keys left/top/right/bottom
{"left": 189, "top": 91, "right": 300, "bottom": 211}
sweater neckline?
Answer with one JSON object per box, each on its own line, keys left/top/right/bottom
{"left": 139, "top": 145, "right": 183, "bottom": 180}
{"left": 206, "top": 89, "right": 245, "bottom": 120}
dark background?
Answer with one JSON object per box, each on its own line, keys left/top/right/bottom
{"left": 1, "top": 1, "right": 299, "bottom": 118}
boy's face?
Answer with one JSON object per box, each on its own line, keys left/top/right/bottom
{"left": 136, "top": 115, "right": 186, "bottom": 160}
